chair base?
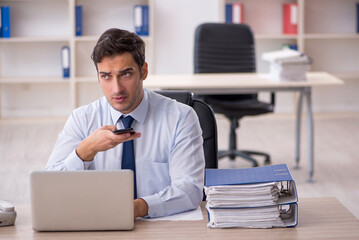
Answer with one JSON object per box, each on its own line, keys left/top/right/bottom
{"left": 218, "top": 150, "right": 271, "bottom": 167}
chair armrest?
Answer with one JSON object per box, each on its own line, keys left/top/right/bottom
{"left": 270, "top": 93, "right": 275, "bottom": 106}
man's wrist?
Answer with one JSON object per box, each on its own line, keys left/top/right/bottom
{"left": 76, "top": 140, "right": 96, "bottom": 162}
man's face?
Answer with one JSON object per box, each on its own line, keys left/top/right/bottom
{"left": 97, "top": 52, "right": 148, "bottom": 114}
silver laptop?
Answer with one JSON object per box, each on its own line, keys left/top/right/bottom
{"left": 30, "top": 170, "right": 134, "bottom": 231}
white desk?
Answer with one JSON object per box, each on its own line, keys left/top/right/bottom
{"left": 144, "top": 72, "right": 344, "bottom": 181}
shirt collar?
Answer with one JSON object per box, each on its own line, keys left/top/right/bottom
{"left": 109, "top": 89, "right": 149, "bottom": 126}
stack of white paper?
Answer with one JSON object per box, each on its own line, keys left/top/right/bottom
{"left": 262, "top": 48, "right": 311, "bottom": 82}
{"left": 206, "top": 205, "right": 285, "bottom": 229}
{"left": 206, "top": 182, "right": 279, "bottom": 208}
{"left": 205, "top": 182, "right": 285, "bottom": 228}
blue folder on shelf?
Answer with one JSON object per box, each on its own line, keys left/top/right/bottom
{"left": 225, "top": 4, "right": 232, "bottom": 23}
{"left": 0, "top": 7, "right": 2, "bottom": 38}
{"left": 75, "top": 5, "right": 82, "bottom": 36}
{"left": 1, "top": 6, "right": 10, "bottom": 38}
{"left": 205, "top": 164, "right": 298, "bottom": 228}
{"left": 61, "top": 46, "right": 70, "bottom": 78}
{"left": 134, "top": 5, "right": 149, "bottom": 36}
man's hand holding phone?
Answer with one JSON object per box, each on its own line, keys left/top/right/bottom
{"left": 76, "top": 125, "right": 141, "bottom": 162}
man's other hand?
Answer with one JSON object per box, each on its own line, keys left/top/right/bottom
{"left": 134, "top": 198, "right": 149, "bottom": 219}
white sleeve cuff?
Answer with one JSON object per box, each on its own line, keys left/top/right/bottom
{"left": 141, "top": 194, "right": 165, "bottom": 218}
{"left": 64, "top": 150, "right": 92, "bottom": 170}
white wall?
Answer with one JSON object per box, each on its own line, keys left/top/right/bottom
{"left": 153, "top": 0, "right": 221, "bottom": 75}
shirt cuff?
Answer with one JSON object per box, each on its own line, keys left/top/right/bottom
{"left": 64, "top": 150, "right": 92, "bottom": 170}
{"left": 141, "top": 194, "right": 165, "bottom": 218}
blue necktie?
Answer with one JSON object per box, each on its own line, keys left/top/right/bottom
{"left": 120, "top": 116, "right": 137, "bottom": 199}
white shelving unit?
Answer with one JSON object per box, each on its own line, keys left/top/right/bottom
{"left": 302, "top": 0, "right": 359, "bottom": 112}
{"left": 223, "top": 0, "right": 359, "bottom": 112}
{"left": 0, "top": 0, "right": 154, "bottom": 118}
{"left": 0, "top": 0, "right": 358, "bottom": 117}
{"left": 224, "top": 0, "right": 358, "bottom": 74}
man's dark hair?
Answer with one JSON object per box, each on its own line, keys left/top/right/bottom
{"left": 91, "top": 28, "right": 146, "bottom": 71}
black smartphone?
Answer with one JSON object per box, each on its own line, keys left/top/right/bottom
{"left": 112, "top": 128, "right": 136, "bottom": 135}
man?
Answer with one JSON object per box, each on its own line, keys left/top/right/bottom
{"left": 46, "top": 28, "right": 205, "bottom": 219}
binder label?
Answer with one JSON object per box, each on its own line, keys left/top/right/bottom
{"left": 61, "top": 46, "right": 70, "bottom": 78}
{"left": 134, "top": 5, "right": 149, "bottom": 36}
{"left": 62, "top": 48, "right": 69, "bottom": 68}
{"left": 134, "top": 6, "right": 142, "bottom": 28}
{"left": 232, "top": 4, "right": 242, "bottom": 24}
{"left": 290, "top": 5, "right": 297, "bottom": 25}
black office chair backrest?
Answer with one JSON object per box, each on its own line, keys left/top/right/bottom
{"left": 193, "top": 23, "right": 274, "bottom": 168}
{"left": 194, "top": 23, "right": 256, "bottom": 74}
{"left": 194, "top": 23, "right": 259, "bottom": 102}
{"left": 156, "top": 90, "right": 218, "bottom": 169}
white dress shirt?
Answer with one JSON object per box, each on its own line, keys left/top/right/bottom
{"left": 46, "top": 89, "right": 205, "bottom": 218}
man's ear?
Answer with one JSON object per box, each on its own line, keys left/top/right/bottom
{"left": 141, "top": 62, "right": 148, "bottom": 80}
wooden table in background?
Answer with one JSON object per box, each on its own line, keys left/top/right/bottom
{"left": 145, "top": 72, "right": 344, "bottom": 182}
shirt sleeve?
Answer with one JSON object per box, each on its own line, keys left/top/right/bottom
{"left": 45, "top": 111, "right": 93, "bottom": 171}
{"left": 141, "top": 108, "right": 206, "bottom": 218}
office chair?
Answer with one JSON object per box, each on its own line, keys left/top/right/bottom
{"left": 194, "top": 23, "right": 274, "bottom": 167}
{"left": 156, "top": 90, "right": 218, "bottom": 169}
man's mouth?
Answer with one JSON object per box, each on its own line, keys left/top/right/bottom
{"left": 113, "top": 96, "right": 127, "bottom": 103}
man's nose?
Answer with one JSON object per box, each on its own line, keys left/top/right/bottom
{"left": 112, "top": 78, "right": 123, "bottom": 93}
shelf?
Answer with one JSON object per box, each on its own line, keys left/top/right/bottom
{"left": 0, "top": 37, "right": 69, "bottom": 43}
{"left": 75, "top": 35, "right": 152, "bottom": 42}
{"left": 304, "top": 33, "right": 359, "bottom": 40}
{"left": 255, "top": 34, "right": 298, "bottom": 40}
{"left": 0, "top": 0, "right": 67, "bottom": 2}
{"left": 75, "top": 36, "right": 100, "bottom": 42}
{"left": 0, "top": 77, "right": 70, "bottom": 84}
{"left": 75, "top": 77, "right": 98, "bottom": 83}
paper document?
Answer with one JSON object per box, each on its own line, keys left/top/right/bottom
{"left": 206, "top": 204, "right": 286, "bottom": 229}
{"left": 139, "top": 206, "right": 203, "bottom": 221}
{"left": 262, "top": 48, "right": 301, "bottom": 62}
{"left": 262, "top": 48, "right": 312, "bottom": 82}
{"left": 205, "top": 182, "right": 279, "bottom": 208}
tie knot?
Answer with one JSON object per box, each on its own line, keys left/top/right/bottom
{"left": 121, "top": 115, "right": 134, "bottom": 128}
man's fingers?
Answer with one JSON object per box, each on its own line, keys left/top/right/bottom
{"left": 114, "top": 132, "right": 141, "bottom": 142}
{"left": 100, "top": 125, "right": 117, "bottom": 131}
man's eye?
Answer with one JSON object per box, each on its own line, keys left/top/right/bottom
{"left": 101, "top": 75, "right": 110, "bottom": 80}
{"left": 121, "top": 72, "right": 131, "bottom": 78}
